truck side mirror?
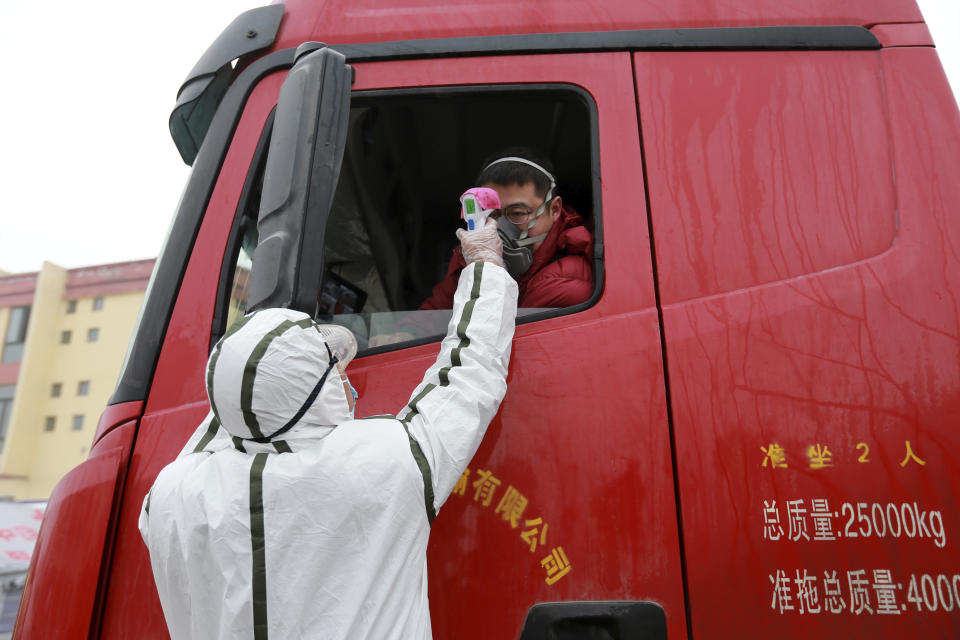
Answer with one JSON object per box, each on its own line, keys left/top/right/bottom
{"left": 169, "top": 5, "right": 284, "bottom": 165}
{"left": 246, "top": 45, "right": 352, "bottom": 314}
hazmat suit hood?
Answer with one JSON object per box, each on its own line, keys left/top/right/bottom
{"left": 206, "top": 308, "right": 358, "bottom": 441}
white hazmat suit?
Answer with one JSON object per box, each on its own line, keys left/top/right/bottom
{"left": 139, "top": 261, "right": 517, "bottom": 639}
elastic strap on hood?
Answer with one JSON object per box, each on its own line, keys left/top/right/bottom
{"left": 248, "top": 343, "right": 338, "bottom": 444}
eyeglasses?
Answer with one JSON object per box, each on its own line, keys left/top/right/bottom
{"left": 497, "top": 198, "right": 552, "bottom": 225}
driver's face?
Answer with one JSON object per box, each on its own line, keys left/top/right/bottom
{"left": 484, "top": 181, "right": 560, "bottom": 252}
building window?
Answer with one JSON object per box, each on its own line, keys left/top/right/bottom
{"left": 51, "top": 383, "right": 62, "bottom": 398}
{"left": 77, "top": 381, "right": 90, "bottom": 396}
{"left": 44, "top": 416, "right": 56, "bottom": 432}
{"left": 60, "top": 330, "right": 72, "bottom": 345}
{"left": 72, "top": 415, "right": 84, "bottom": 431}
{"left": 2, "top": 306, "right": 30, "bottom": 364}
{"left": 87, "top": 328, "right": 99, "bottom": 343}
{"left": 93, "top": 297, "right": 104, "bottom": 311}
{"left": 0, "top": 385, "right": 14, "bottom": 452}
{"left": 66, "top": 300, "right": 77, "bottom": 314}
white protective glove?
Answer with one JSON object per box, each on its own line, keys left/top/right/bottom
{"left": 456, "top": 217, "right": 504, "bottom": 268}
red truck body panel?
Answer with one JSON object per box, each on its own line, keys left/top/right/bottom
{"left": 271, "top": 0, "right": 921, "bottom": 49}
{"left": 15, "top": 421, "right": 135, "bottom": 638}
{"left": 97, "top": 72, "right": 287, "bottom": 638}
{"left": 638, "top": 44, "right": 960, "bottom": 635}
{"left": 17, "top": 0, "right": 960, "bottom": 637}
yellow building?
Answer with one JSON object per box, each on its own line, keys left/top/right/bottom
{"left": 0, "top": 259, "right": 154, "bottom": 500}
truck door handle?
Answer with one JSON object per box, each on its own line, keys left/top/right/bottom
{"left": 517, "top": 601, "right": 667, "bottom": 639}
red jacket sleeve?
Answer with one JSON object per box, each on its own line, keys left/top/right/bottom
{"left": 419, "top": 249, "right": 468, "bottom": 310}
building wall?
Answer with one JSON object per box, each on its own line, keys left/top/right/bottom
{"left": 0, "top": 260, "right": 152, "bottom": 500}
{"left": 1, "top": 263, "right": 68, "bottom": 489}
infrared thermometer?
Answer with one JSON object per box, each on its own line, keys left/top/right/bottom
{"left": 460, "top": 187, "right": 501, "bottom": 231}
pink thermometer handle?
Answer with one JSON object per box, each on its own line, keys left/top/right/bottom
{"left": 460, "top": 187, "right": 501, "bottom": 231}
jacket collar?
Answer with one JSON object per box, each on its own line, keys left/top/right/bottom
{"left": 519, "top": 204, "right": 592, "bottom": 285}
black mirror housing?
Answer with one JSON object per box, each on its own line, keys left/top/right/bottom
{"left": 247, "top": 46, "right": 352, "bottom": 314}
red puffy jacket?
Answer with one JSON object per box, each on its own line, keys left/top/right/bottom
{"left": 420, "top": 205, "right": 594, "bottom": 309}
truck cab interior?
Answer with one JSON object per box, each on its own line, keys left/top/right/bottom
{"left": 223, "top": 85, "right": 598, "bottom": 352}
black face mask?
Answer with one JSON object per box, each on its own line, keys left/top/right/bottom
{"left": 496, "top": 216, "right": 538, "bottom": 279}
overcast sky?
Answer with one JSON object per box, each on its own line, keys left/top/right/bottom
{"left": 1, "top": 0, "right": 958, "bottom": 275}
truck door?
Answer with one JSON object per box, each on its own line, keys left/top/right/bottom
{"left": 318, "top": 52, "right": 685, "bottom": 639}
{"left": 636, "top": 41, "right": 960, "bottom": 637}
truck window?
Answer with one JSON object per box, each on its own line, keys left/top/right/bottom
{"left": 218, "top": 86, "right": 599, "bottom": 353}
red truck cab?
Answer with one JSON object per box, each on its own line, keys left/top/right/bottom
{"left": 16, "top": 1, "right": 960, "bottom": 637}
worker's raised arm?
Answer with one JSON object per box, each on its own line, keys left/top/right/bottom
{"left": 398, "top": 231, "right": 517, "bottom": 519}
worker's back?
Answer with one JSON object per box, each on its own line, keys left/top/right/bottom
{"left": 141, "top": 417, "right": 431, "bottom": 640}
